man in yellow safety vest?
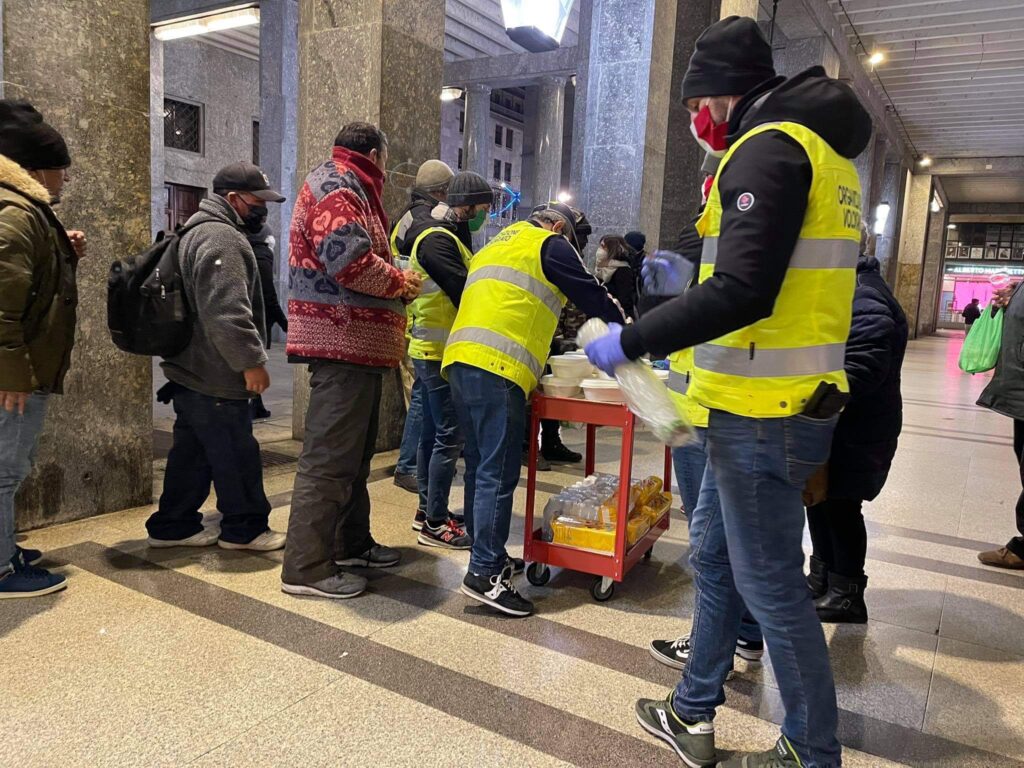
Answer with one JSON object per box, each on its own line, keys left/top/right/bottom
{"left": 442, "top": 202, "right": 626, "bottom": 617}
{"left": 584, "top": 16, "right": 871, "bottom": 768}
{"left": 404, "top": 171, "right": 492, "bottom": 549}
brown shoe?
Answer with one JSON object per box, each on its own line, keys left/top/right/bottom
{"left": 978, "top": 547, "right": 1024, "bottom": 569}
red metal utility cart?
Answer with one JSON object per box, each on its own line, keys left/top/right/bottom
{"left": 523, "top": 393, "right": 673, "bottom": 602}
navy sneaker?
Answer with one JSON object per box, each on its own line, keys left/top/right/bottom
{"left": 0, "top": 557, "right": 67, "bottom": 600}
{"left": 461, "top": 565, "right": 533, "bottom": 617}
{"left": 418, "top": 519, "right": 472, "bottom": 550}
{"left": 16, "top": 545, "right": 43, "bottom": 566}
{"left": 412, "top": 510, "right": 427, "bottom": 532}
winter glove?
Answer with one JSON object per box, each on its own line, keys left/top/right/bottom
{"left": 642, "top": 250, "right": 694, "bottom": 297}
{"left": 584, "top": 323, "right": 628, "bottom": 376}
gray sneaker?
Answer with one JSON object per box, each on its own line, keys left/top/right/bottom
{"left": 635, "top": 696, "right": 716, "bottom": 767}
{"left": 718, "top": 736, "right": 802, "bottom": 767}
{"left": 281, "top": 572, "right": 367, "bottom": 599}
{"left": 335, "top": 543, "right": 401, "bottom": 568}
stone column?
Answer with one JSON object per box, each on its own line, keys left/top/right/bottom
{"left": 462, "top": 83, "right": 492, "bottom": 180}
{"left": 578, "top": 0, "right": 678, "bottom": 251}
{"left": 3, "top": 0, "right": 153, "bottom": 528}
{"left": 150, "top": 33, "right": 165, "bottom": 237}
{"left": 530, "top": 76, "right": 566, "bottom": 208}
{"left": 260, "top": 0, "right": 299, "bottom": 341}
{"left": 774, "top": 35, "right": 839, "bottom": 78}
{"left": 657, "top": 0, "right": 717, "bottom": 249}
{"left": 293, "top": 0, "right": 445, "bottom": 448}
{"left": 894, "top": 171, "right": 933, "bottom": 337}
{"left": 875, "top": 160, "right": 905, "bottom": 285}
{"left": 720, "top": 0, "right": 758, "bottom": 18}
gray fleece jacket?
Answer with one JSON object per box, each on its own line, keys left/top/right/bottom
{"left": 161, "top": 195, "right": 267, "bottom": 400}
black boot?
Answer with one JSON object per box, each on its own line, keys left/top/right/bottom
{"left": 806, "top": 555, "right": 829, "bottom": 599}
{"left": 815, "top": 572, "right": 868, "bottom": 624}
{"left": 541, "top": 438, "right": 582, "bottom": 464}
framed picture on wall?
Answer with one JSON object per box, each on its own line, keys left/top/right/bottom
{"left": 959, "top": 246, "right": 970, "bottom": 259}
{"left": 971, "top": 246, "right": 984, "bottom": 260}
{"left": 945, "top": 245, "right": 959, "bottom": 259}
{"left": 1015, "top": 248, "right": 1024, "bottom": 262}
{"left": 999, "top": 247, "right": 1012, "bottom": 260}
{"left": 986, "top": 246, "right": 1000, "bottom": 260}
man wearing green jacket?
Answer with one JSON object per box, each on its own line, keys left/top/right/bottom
{"left": 0, "top": 99, "right": 86, "bottom": 598}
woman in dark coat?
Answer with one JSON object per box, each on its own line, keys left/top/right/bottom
{"left": 247, "top": 225, "right": 288, "bottom": 419}
{"left": 594, "top": 235, "right": 637, "bottom": 320}
{"left": 805, "top": 246, "right": 908, "bottom": 623}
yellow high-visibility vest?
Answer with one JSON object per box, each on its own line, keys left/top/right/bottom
{"left": 407, "top": 227, "right": 473, "bottom": 361}
{"left": 442, "top": 221, "right": 567, "bottom": 394}
{"left": 667, "top": 347, "right": 710, "bottom": 429}
{"left": 689, "top": 121, "right": 860, "bottom": 417}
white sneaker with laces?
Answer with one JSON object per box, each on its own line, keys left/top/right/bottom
{"left": 147, "top": 527, "right": 221, "bottom": 548}
{"left": 218, "top": 530, "right": 286, "bottom": 552}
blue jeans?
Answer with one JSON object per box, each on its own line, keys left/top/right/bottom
{"left": 146, "top": 384, "right": 271, "bottom": 545}
{"left": 448, "top": 364, "right": 525, "bottom": 576}
{"left": 396, "top": 377, "right": 424, "bottom": 476}
{"left": 0, "top": 393, "right": 49, "bottom": 574}
{"left": 672, "top": 430, "right": 762, "bottom": 647}
{"left": 674, "top": 411, "right": 841, "bottom": 768}
{"left": 414, "top": 359, "right": 463, "bottom": 525}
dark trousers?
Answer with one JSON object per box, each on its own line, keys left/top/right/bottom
{"left": 146, "top": 384, "right": 270, "bottom": 544}
{"left": 806, "top": 497, "right": 867, "bottom": 578}
{"left": 1009, "top": 420, "right": 1024, "bottom": 559}
{"left": 282, "top": 363, "right": 381, "bottom": 584}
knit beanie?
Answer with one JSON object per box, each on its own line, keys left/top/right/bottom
{"left": 0, "top": 100, "right": 71, "bottom": 170}
{"left": 624, "top": 231, "right": 646, "bottom": 253}
{"left": 415, "top": 159, "right": 454, "bottom": 192}
{"left": 681, "top": 16, "right": 776, "bottom": 101}
{"left": 447, "top": 171, "right": 493, "bottom": 207}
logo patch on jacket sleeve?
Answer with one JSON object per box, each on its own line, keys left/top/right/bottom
{"left": 736, "top": 192, "right": 755, "bottom": 212}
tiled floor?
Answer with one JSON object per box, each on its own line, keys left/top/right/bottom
{"left": 6, "top": 331, "right": 1024, "bottom": 767}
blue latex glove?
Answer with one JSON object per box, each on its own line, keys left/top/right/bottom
{"left": 642, "top": 250, "right": 694, "bottom": 297}
{"left": 584, "top": 323, "right": 628, "bottom": 376}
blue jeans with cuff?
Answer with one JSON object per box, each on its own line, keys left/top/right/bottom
{"left": 448, "top": 363, "right": 525, "bottom": 576}
{"left": 396, "top": 377, "right": 424, "bottom": 476}
{"left": 0, "top": 393, "right": 49, "bottom": 575}
{"left": 413, "top": 359, "right": 463, "bottom": 526}
{"left": 673, "top": 410, "right": 841, "bottom": 768}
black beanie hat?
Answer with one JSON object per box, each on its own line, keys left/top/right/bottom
{"left": 0, "top": 100, "right": 71, "bottom": 170}
{"left": 447, "top": 171, "right": 493, "bottom": 207}
{"left": 681, "top": 16, "right": 776, "bottom": 102}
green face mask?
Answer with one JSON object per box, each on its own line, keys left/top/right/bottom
{"left": 468, "top": 208, "right": 488, "bottom": 232}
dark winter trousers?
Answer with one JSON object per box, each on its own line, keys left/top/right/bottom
{"left": 1007, "top": 420, "right": 1024, "bottom": 559}
{"left": 282, "top": 363, "right": 381, "bottom": 585}
{"left": 806, "top": 498, "right": 867, "bottom": 578}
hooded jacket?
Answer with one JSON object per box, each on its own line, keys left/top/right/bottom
{"left": 161, "top": 195, "right": 267, "bottom": 400}
{"left": 978, "top": 282, "right": 1024, "bottom": 421}
{"left": 0, "top": 153, "right": 78, "bottom": 393}
{"left": 621, "top": 66, "right": 872, "bottom": 359}
{"left": 828, "top": 256, "right": 908, "bottom": 500}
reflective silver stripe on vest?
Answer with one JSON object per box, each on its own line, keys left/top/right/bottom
{"left": 465, "top": 265, "right": 562, "bottom": 319}
{"left": 694, "top": 342, "right": 846, "bottom": 378}
{"left": 667, "top": 370, "right": 690, "bottom": 395}
{"left": 447, "top": 326, "right": 543, "bottom": 381}
{"left": 410, "top": 324, "right": 449, "bottom": 342}
{"left": 701, "top": 237, "right": 858, "bottom": 270}
{"left": 420, "top": 278, "right": 441, "bottom": 295}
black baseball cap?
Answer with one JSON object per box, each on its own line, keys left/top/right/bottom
{"left": 212, "top": 161, "right": 285, "bottom": 202}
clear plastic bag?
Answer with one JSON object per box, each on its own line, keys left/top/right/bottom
{"left": 578, "top": 318, "right": 695, "bottom": 447}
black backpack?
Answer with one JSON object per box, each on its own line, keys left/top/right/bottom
{"left": 107, "top": 221, "right": 206, "bottom": 357}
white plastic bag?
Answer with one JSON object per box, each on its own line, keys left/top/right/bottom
{"left": 578, "top": 319, "right": 695, "bottom": 447}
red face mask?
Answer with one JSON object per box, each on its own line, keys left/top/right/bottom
{"left": 689, "top": 105, "right": 730, "bottom": 157}
{"left": 701, "top": 174, "right": 715, "bottom": 205}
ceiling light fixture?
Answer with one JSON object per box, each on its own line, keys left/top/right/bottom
{"left": 557, "top": 191, "right": 572, "bottom": 203}
{"left": 868, "top": 51, "right": 885, "bottom": 67}
{"left": 947, "top": 223, "right": 957, "bottom": 230}
{"left": 919, "top": 156, "right": 932, "bottom": 168}
{"left": 500, "top": 0, "right": 575, "bottom": 52}
{"left": 152, "top": 4, "right": 259, "bottom": 42}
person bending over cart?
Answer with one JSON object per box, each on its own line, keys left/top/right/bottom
{"left": 441, "top": 201, "right": 625, "bottom": 617}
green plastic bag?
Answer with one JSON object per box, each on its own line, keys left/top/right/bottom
{"left": 959, "top": 306, "right": 1003, "bottom": 374}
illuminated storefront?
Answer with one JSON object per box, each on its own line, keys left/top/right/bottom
{"left": 937, "top": 222, "right": 1024, "bottom": 328}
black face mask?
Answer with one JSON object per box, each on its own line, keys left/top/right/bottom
{"left": 242, "top": 203, "right": 268, "bottom": 234}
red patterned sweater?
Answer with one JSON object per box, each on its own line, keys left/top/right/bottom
{"left": 286, "top": 146, "right": 408, "bottom": 368}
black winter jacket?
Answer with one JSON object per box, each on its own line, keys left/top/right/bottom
{"left": 828, "top": 256, "right": 908, "bottom": 501}
{"left": 248, "top": 225, "right": 288, "bottom": 344}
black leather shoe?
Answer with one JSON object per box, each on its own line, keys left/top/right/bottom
{"left": 542, "top": 440, "right": 582, "bottom": 464}
{"left": 807, "top": 555, "right": 829, "bottom": 599}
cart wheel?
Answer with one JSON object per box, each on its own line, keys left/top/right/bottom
{"left": 591, "top": 576, "right": 615, "bottom": 602}
{"left": 526, "top": 562, "right": 551, "bottom": 587}
{"left": 643, "top": 547, "right": 654, "bottom": 561}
